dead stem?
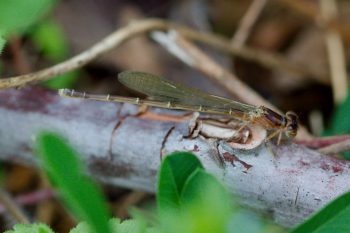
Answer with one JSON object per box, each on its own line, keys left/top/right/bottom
{"left": 0, "top": 19, "right": 326, "bottom": 89}
{"left": 152, "top": 31, "right": 312, "bottom": 140}
{"left": 320, "top": 0, "right": 348, "bottom": 104}
{"left": 295, "top": 134, "right": 350, "bottom": 148}
{"left": 8, "top": 36, "right": 31, "bottom": 75}
{"left": 276, "top": 0, "right": 320, "bottom": 20}
{"left": 0, "top": 188, "right": 54, "bottom": 214}
{"left": 231, "top": 0, "right": 267, "bottom": 47}
{"left": 0, "top": 20, "right": 168, "bottom": 89}
{"left": 114, "top": 191, "right": 147, "bottom": 219}
{"left": 152, "top": 31, "right": 276, "bottom": 110}
{"left": 176, "top": 24, "right": 328, "bottom": 84}
{"left": 318, "top": 138, "right": 350, "bottom": 154}
{"left": 0, "top": 187, "right": 30, "bottom": 224}
{"left": 276, "top": 0, "right": 350, "bottom": 44}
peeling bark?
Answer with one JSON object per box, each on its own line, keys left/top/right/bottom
{"left": 0, "top": 87, "right": 349, "bottom": 228}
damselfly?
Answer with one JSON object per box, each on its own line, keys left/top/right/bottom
{"left": 58, "top": 71, "right": 298, "bottom": 144}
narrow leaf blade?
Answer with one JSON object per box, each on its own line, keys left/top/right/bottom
{"left": 290, "top": 192, "right": 350, "bottom": 233}
{"left": 36, "top": 132, "right": 110, "bottom": 233}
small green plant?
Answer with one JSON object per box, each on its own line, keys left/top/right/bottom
{"left": 157, "top": 152, "right": 232, "bottom": 233}
{"left": 5, "top": 223, "right": 54, "bottom": 233}
{"left": 0, "top": 0, "right": 78, "bottom": 88}
{"left": 0, "top": 0, "right": 56, "bottom": 53}
{"left": 30, "top": 20, "right": 79, "bottom": 89}
{"left": 35, "top": 132, "right": 111, "bottom": 233}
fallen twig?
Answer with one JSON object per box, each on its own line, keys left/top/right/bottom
{"left": 0, "top": 188, "right": 30, "bottom": 224}
{"left": 320, "top": 0, "right": 348, "bottom": 104}
{"left": 231, "top": 0, "right": 267, "bottom": 47}
{"left": 152, "top": 31, "right": 275, "bottom": 110}
{"left": 0, "top": 19, "right": 327, "bottom": 89}
{"left": 295, "top": 134, "right": 350, "bottom": 148}
{"left": 151, "top": 31, "right": 312, "bottom": 140}
{"left": 0, "top": 188, "right": 54, "bottom": 215}
{"left": 276, "top": 0, "right": 350, "bottom": 44}
{"left": 318, "top": 138, "right": 350, "bottom": 155}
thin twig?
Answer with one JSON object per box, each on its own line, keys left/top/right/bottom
{"left": 231, "top": 0, "right": 267, "bottom": 47}
{"left": 175, "top": 25, "right": 329, "bottom": 85}
{"left": 152, "top": 31, "right": 275, "bottom": 110}
{"left": 276, "top": 0, "right": 350, "bottom": 43}
{"left": 0, "top": 188, "right": 30, "bottom": 224}
{"left": 320, "top": 0, "right": 348, "bottom": 104}
{"left": 318, "top": 138, "right": 350, "bottom": 154}
{"left": 152, "top": 31, "right": 312, "bottom": 140}
{"left": 8, "top": 36, "right": 31, "bottom": 75}
{"left": 309, "top": 110, "right": 324, "bottom": 136}
{"left": 0, "top": 188, "right": 54, "bottom": 214}
{"left": 276, "top": 0, "right": 320, "bottom": 20}
{"left": 0, "top": 20, "right": 167, "bottom": 89}
{"left": 0, "top": 19, "right": 327, "bottom": 89}
{"left": 114, "top": 191, "right": 147, "bottom": 219}
{"left": 295, "top": 134, "right": 350, "bottom": 148}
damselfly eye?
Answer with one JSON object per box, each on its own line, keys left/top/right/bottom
{"left": 286, "top": 111, "right": 298, "bottom": 123}
{"left": 285, "top": 111, "right": 298, "bottom": 138}
{"left": 288, "top": 121, "right": 298, "bottom": 131}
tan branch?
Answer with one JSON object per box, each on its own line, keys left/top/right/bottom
{"left": 231, "top": 0, "right": 267, "bottom": 47}
{"left": 320, "top": 0, "right": 348, "bottom": 104}
{"left": 152, "top": 31, "right": 312, "bottom": 140}
{"left": 0, "top": 188, "right": 30, "bottom": 224}
{"left": 0, "top": 19, "right": 327, "bottom": 89}
{"left": 276, "top": 0, "right": 350, "bottom": 44}
{"left": 0, "top": 87, "right": 348, "bottom": 228}
{"left": 318, "top": 139, "right": 350, "bottom": 155}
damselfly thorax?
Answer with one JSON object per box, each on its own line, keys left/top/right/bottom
{"left": 58, "top": 71, "right": 299, "bottom": 144}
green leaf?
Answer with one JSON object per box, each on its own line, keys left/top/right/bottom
{"left": 70, "top": 222, "right": 93, "bottom": 233}
{"left": 180, "top": 169, "right": 227, "bottom": 204}
{"left": 181, "top": 169, "right": 232, "bottom": 233}
{"left": 0, "top": 34, "right": 5, "bottom": 54}
{"left": 290, "top": 191, "right": 350, "bottom": 233}
{"left": 31, "top": 20, "right": 68, "bottom": 61}
{"left": 326, "top": 92, "right": 350, "bottom": 135}
{"left": 116, "top": 219, "right": 149, "bottom": 233}
{"left": 36, "top": 132, "right": 111, "bottom": 233}
{"left": 0, "top": 0, "right": 56, "bottom": 35}
{"left": 160, "top": 169, "right": 232, "bottom": 233}
{"left": 71, "top": 220, "right": 121, "bottom": 233}
{"left": 30, "top": 20, "right": 79, "bottom": 89}
{"left": 129, "top": 207, "right": 158, "bottom": 228}
{"left": 71, "top": 219, "right": 159, "bottom": 233}
{"left": 42, "top": 71, "right": 79, "bottom": 89}
{"left": 157, "top": 152, "right": 203, "bottom": 213}
{"left": 4, "top": 223, "right": 54, "bottom": 233}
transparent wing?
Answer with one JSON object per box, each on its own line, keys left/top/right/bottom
{"left": 118, "top": 71, "right": 256, "bottom": 115}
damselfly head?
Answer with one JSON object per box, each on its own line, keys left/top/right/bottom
{"left": 285, "top": 111, "right": 298, "bottom": 138}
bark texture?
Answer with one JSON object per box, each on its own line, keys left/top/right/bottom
{"left": 0, "top": 87, "right": 349, "bottom": 228}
